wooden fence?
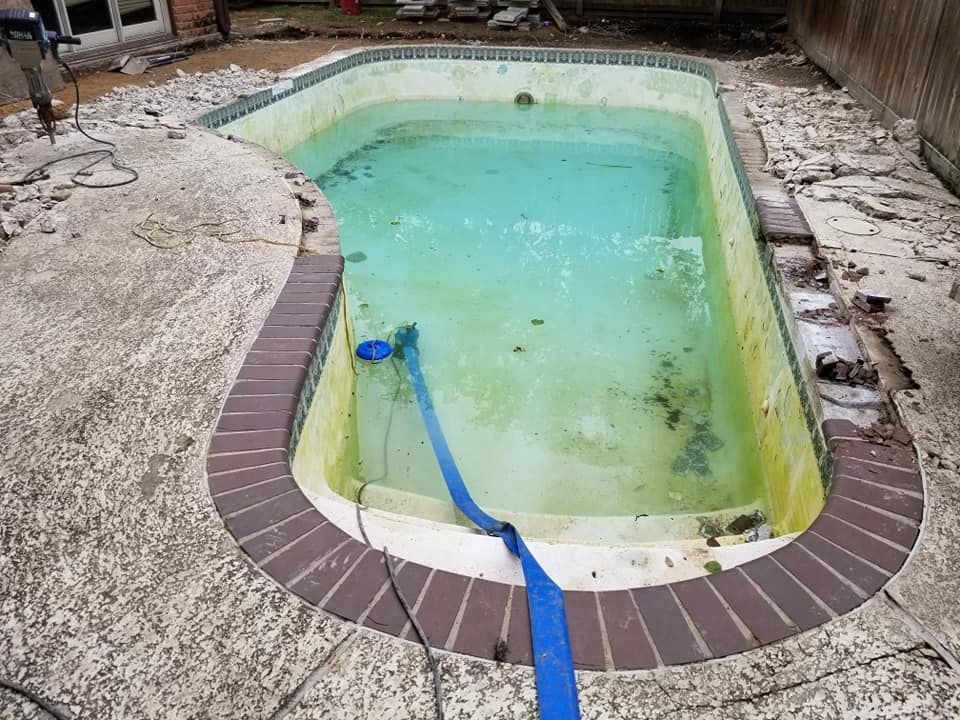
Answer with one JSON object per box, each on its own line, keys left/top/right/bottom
{"left": 789, "top": 0, "right": 960, "bottom": 192}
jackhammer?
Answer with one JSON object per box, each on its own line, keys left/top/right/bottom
{"left": 0, "top": 8, "right": 81, "bottom": 143}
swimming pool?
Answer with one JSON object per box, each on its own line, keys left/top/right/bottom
{"left": 285, "top": 98, "right": 770, "bottom": 538}
{"left": 202, "top": 46, "right": 924, "bottom": 672}
{"left": 210, "top": 46, "right": 826, "bottom": 548}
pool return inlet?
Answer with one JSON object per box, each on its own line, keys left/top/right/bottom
{"left": 359, "top": 324, "right": 582, "bottom": 720}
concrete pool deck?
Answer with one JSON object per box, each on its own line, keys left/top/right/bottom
{"left": 1, "top": 45, "right": 960, "bottom": 719}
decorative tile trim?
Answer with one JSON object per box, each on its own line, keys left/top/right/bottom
{"left": 198, "top": 46, "right": 716, "bottom": 130}
{"left": 714, "top": 93, "right": 831, "bottom": 488}
{"left": 290, "top": 288, "right": 342, "bottom": 459}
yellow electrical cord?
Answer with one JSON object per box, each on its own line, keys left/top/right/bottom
{"left": 132, "top": 213, "right": 308, "bottom": 252}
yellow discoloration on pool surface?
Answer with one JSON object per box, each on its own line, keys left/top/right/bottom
{"left": 698, "top": 91, "right": 823, "bottom": 535}
{"left": 292, "top": 296, "right": 357, "bottom": 499}
{"left": 271, "top": 51, "right": 823, "bottom": 539}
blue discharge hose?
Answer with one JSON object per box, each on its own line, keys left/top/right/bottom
{"left": 393, "top": 324, "right": 581, "bottom": 720}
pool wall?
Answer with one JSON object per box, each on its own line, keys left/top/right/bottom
{"left": 289, "top": 290, "right": 355, "bottom": 497}
{"left": 206, "top": 47, "right": 825, "bottom": 535}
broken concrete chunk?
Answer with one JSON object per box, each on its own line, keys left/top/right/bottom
{"left": 144, "top": 105, "right": 162, "bottom": 117}
{"left": 167, "top": 130, "right": 187, "bottom": 140}
{"left": 801, "top": 169, "right": 835, "bottom": 184}
{"left": 39, "top": 218, "right": 56, "bottom": 233}
{"left": 50, "top": 99, "right": 70, "bottom": 120}
{"left": 851, "top": 195, "right": 899, "bottom": 220}
{"left": 835, "top": 153, "right": 898, "bottom": 177}
{"left": 906, "top": 272, "right": 926, "bottom": 282}
{"left": 726, "top": 514, "right": 755, "bottom": 534}
{"left": 0, "top": 218, "right": 19, "bottom": 239}
{"left": 856, "top": 289, "right": 892, "bottom": 305}
{"left": 816, "top": 352, "right": 839, "bottom": 377}
{"left": 893, "top": 118, "right": 922, "bottom": 154}
{"left": 745, "top": 524, "right": 773, "bottom": 542}
{"left": 14, "top": 184, "right": 40, "bottom": 202}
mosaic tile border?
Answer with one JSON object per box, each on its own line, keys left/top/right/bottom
{"left": 198, "top": 46, "right": 716, "bottom": 131}
{"left": 204, "top": 48, "right": 924, "bottom": 671}
{"left": 713, "top": 93, "right": 830, "bottom": 488}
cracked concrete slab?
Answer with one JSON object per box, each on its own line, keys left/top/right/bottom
{"left": 281, "top": 596, "right": 946, "bottom": 720}
{"left": 737, "top": 47, "right": 960, "bottom": 698}
{"left": 0, "top": 126, "right": 356, "bottom": 720}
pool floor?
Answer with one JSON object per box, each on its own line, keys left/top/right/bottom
{"left": 286, "top": 100, "right": 768, "bottom": 522}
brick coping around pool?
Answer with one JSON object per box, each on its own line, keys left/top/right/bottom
{"left": 205, "top": 251, "right": 923, "bottom": 671}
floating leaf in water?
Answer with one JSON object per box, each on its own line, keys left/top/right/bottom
{"left": 531, "top": 318, "right": 544, "bottom": 326}
{"left": 390, "top": 219, "right": 401, "bottom": 225}
{"left": 345, "top": 251, "right": 367, "bottom": 263}
{"left": 359, "top": 303, "right": 369, "bottom": 310}
{"left": 513, "top": 346, "right": 525, "bottom": 353}
{"left": 704, "top": 560, "right": 722, "bottom": 574}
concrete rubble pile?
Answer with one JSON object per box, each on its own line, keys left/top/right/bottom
{"left": 735, "top": 53, "right": 960, "bottom": 270}
{"left": 0, "top": 66, "right": 277, "bottom": 252}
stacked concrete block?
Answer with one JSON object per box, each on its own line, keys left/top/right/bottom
{"left": 487, "top": 0, "right": 539, "bottom": 29}
{"left": 396, "top": 0, "right": 447, "bottom": 20}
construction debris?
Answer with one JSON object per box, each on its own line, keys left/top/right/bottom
{"left": 816, "top": 351, "right": 879, "bottom": 385}
{"left": 488, "top": 0, "right": 539, "bottom": 30}
{"left": 396, "top": 0, "right": 446, "bottom": 20}
{"left": 448, "top": 0, "right": 491, "bottom": 19}
{"left": 110, "top": 51, "right": 192, "bottom": 75}
{"left": 852, "top": 288, "right": 892, "bottom": 313}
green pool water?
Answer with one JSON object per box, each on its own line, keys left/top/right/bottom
{"left": 286, "top": 100, "right": 768, "bottom": 520}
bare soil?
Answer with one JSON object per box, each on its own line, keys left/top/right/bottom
{"left": 1, "top": 2, "right": 782, "bottom": 118}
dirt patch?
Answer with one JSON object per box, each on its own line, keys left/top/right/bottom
{"left": 1, "top": 1, "right": 786, "bottom": 119}
{"left": 230, "top": 3, "right": 779, "bottom": 57}
{"left": 0, "top": 38, "right": 342, "bottom": 118}
{"left": 777, "top": 248, "right": 826, "bottom": 289}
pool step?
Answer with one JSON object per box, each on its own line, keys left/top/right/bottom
{"left": 358, "top": 481, "right": 769, "bottom": 546}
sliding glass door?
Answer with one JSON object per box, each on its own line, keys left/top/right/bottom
{"left": 38, "top": 0, "right": 169, "bottom": 49}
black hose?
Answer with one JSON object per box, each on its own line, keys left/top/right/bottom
{"left": 0, "top": 677, "right": 71, "bottom": 720}
{"left": 7, "top": 57, "right": 138, "bottom": 188}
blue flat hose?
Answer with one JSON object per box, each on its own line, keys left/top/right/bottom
{"left": 394, "top": 325, "right": 581, "bottom": 720}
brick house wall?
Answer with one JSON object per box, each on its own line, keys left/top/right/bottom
{"left": 168, "top": 0, "right": 217, "bottom": 38}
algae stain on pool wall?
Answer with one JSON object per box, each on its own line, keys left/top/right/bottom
{"left": 287, "top": 99, "right": 776, "bottom": 529}
{"left": 221, "top": 53, "right": 825, "bottom": 542}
